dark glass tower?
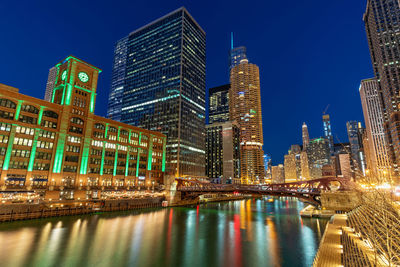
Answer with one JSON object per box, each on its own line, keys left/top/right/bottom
{"left": 364, "top": 0, "right": 400, "bottom": 177}
{"left": 322, "top": 114, "right": 334, "bottom": 154}
{"left": 107, "top": 7, "right": 206, "bottom": 178}
{"left": 209, "top": 84, "right": 230, "bottom": 123}
{"left": 107, "top": 37, "right": 128, "bottom": 121}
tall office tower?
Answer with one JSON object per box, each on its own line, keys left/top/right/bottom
{"left": 322, "top": 114, "right": 334, "bottom": 154}
{"left": 44, "top": 67, "right": 57, "bottom": 102}
{"left": 346, "top": 121, "right": 364, "bottom": 177}
{"left": 230, "top": 59, "right": 265, "bottom": 184}
{"left": 337, "top": 153, "right": 352, "bottom": 178}
{"left": 205, "top": 121, "right": 240, "bottom": 184}
{"left": 107, "top": 36, "right": 128, "bottom": 121}
{"left": 306, "top": 137, "right": 331, "bottom": 179}
{"left": 271, "top": 165, "right": 285, "bottom": 184}
{"left": 302, "top": 122, "right": 310, "bottom": 150}
{"left": 364, "top": 1, "right": 400, "bottom": 176}
{"left": 107, "top": 8, "right": 206, "bottom": 178}
{"left": 229, "top": 46, "right": 247, "bottom": 70}
{"left": 284, "top": 153, "right": 297, "bottom": 182}
{"left": 359, "top": 78, "right": 392, "bottom": 180}
{"left": 300, "top": 151, "right": 311, "bottom": 180}
{"left": 263, "top": 154, "right": 272, "bottom": 179}
{"left": 209, "top": 84, "right": 230, "bottom": 123}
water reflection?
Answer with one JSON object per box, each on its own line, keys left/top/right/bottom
{"left": 0, "top": 198, "right": 327, "bottom": 267}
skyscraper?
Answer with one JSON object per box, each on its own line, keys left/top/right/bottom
{"left": 209, "top": 84, "right": 230, "bottom": 124}
{"left": 302, "top": 122, "right": 310, "bottom": 150}
{"left": 230, "top": 58, "right": 265, "bottom": 184}
{"left": 107, "top": 7, "right": 206, "bottom": 178}
{"left": 206, "top": 121, "right": 240, "bottom": 184}
{"left": 44, "top": 67, "right": 57, "bottom": 102}
{"left": 306, "top": 137, "right": 331, "bottom": 179}
{"left": 284, "top": 153, "right": 297, "bottom": 182}
{"left": 364, "top": 0, "right": 400, "bottom": 176}
{"left": 107, "top": 36, "right": 128, "bottom": 121}
{"left": 322, "top": 114, "right": 334, "bottom": 154}
{"left": 229, "top": 46, "right": 247, "bottom": 70}
{"left": 346, "top": 121, "right": 365, "bottom": 177}
{"left": 359, "top": 78, "right": 392, "bottom": 180}
{"left": 271, "top": 165, "right": 285, "bottom": 184}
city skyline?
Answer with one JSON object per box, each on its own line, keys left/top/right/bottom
{"left": 0, "top": 0, "right": 368, "bottom": 164}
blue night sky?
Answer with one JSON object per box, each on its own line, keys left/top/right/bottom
{"left": 0, "top": 0, "right": 371, "bottom": 165}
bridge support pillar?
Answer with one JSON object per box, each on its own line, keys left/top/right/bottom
{"left": 164, "top": 177, "right": 182, "bottom": 205}
{"left": 321, "top": 191, "right": 362, "bottom": 212}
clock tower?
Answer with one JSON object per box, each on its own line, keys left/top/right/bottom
{"left": 50, "top": 56, "right": 102, "bottom": 191}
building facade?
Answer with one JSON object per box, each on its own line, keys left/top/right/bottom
{"left": 230, "top": 59, "right": 265, "bottom": 184}
{"left": 346, "top": 121, "right": 366, "bottom": 177}
{"left": 44, "top": 67, "right": 57, "bottom": 102}
{"left": 306, "top": 137, "right": 331, "bottom": 179}
{"left": 302, "top": 122, "right": 310, "bottom": 150}
{"left": 205, "top": 121, "right": 240, "bottom": 184}
{"left": 107, "top": 36, "right": 128, "bottom": 121}
{"left": 364, "top": 0, "right": 400, "bottom": 177}
{"left": 322, "top": 114, "right": 334, "bottom": 154}
{"left": 229, "top": 46, "right": 247, "bottom": 70}
{"left": 359, "top": 78, "right": 392, "bottom": 180}
{"left": 209, "top": 84, "right": 230, "bottom": 124}
{"left": 271, "top": 165, "right": 284, "bottom": 184}
{"left": 0, "top": 56, "right": 166, "bottom": 200}
{"left": 284, "top": 153, "right": 297, "bottom": 182}
{"left": 107, "top": 7, "right": 206, "bottom": 179}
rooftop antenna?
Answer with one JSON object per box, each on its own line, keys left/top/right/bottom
{"left": 231, "top": 32, "right": 234, "bottom": 49}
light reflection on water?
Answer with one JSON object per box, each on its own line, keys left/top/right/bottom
{"left": 0, "top": 197, "right": 327, "bottom": 267}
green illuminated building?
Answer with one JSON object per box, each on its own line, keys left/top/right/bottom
{"left": 0, "top": 56, "right": 166, "bottom": 200}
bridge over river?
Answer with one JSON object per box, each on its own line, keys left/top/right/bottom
{"left": 175, "top": 177, "right": 357, "bottom": 206}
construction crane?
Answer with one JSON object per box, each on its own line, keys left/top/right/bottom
{"left": 323, "top": 104, "right": 330, "bottom": 115}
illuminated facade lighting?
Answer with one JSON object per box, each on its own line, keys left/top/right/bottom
{"left": 107, "top": 7, "right": 206, "bottom": 178}
{"left": 0, "top": 56, "right": 166, "bottom": 200}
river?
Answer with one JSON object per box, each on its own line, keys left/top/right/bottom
{"left": 0, "top": 197, "right": 327, "bottom": 267}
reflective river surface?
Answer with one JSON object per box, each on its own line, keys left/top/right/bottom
{"left": 0, "top": 198, "right": 327, "bottom": 267}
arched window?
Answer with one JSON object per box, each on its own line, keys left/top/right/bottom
{"left": 109, "top": 126, "right": 118, "bottom": 133}
{"left": 0, "top": 99, "right": 16, "bottom": 109}
{"left": 70, "top": 117, "right": 84, "bottom": 125}
{"left": 21, "top": 104, "right": 39, "bottom": 114}
{"left": 43, "top": 110, "right": 58, "bottom": 119}
{"left": 94, "top": 123, "right": 105, "bottom": 130}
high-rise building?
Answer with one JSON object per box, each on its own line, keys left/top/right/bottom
{"left": 359, "top": 78, "right": 392, "bottom": 180}
{"left": 364, "top": 1, "right": 400, "bottom": 176}
{"left": 230, "top": 58, "right": 265, "bottom": 184}
{"left": 346, "top": 121, "right": 365, "bottom": 177}
{"left": 107, "top": 7, "right": 206, "bottom": 179}
{"left": 229, "top": 46, "right": 247, "bottom": 70}
{"left": 306, "top": 137, "right": 331, "bottom": 179}
{"left": 205, "top": 121, "right": 240, "bottom": 184}
{"left": 322, "top": 114, "right": 334, "bottom": 154}
{"left": 209, "top": 84, "right": 230, "bottom": 124}
{"left": 284, "top": 153, "right": 297, "bottom": 182}
{"left": 107, "top": 36, "right": 128, "bottom": 121}
{"left": 271, "top": 164, "right": 284, "bottom": 184}
{"left": 302, "top": 122, "right": 310, "bottom": 150}
{"left": 300, "top": 151, "right": 311, "bottom": 180}
{"left": 0, "top": 56, "right": 166, "bottom": 200}
{"left": 44, "top": 67, "right": 57, "bottom": 102}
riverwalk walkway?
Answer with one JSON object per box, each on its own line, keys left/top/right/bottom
{"left": 313, "top": 214, "right": 346, "bottom": 267}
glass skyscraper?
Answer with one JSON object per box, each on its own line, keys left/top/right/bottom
{"left": 209, "top": 84, "right": 230, "bottom": 124}
{"left": 107, "top": 7, "right": 206, "bottom": 178}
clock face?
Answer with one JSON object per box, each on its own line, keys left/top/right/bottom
{"left": 61, "top": 70, "right": 67, "bottom": 81}
{"left": 78, "top": 72, "right": 89, "bottom": 83}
